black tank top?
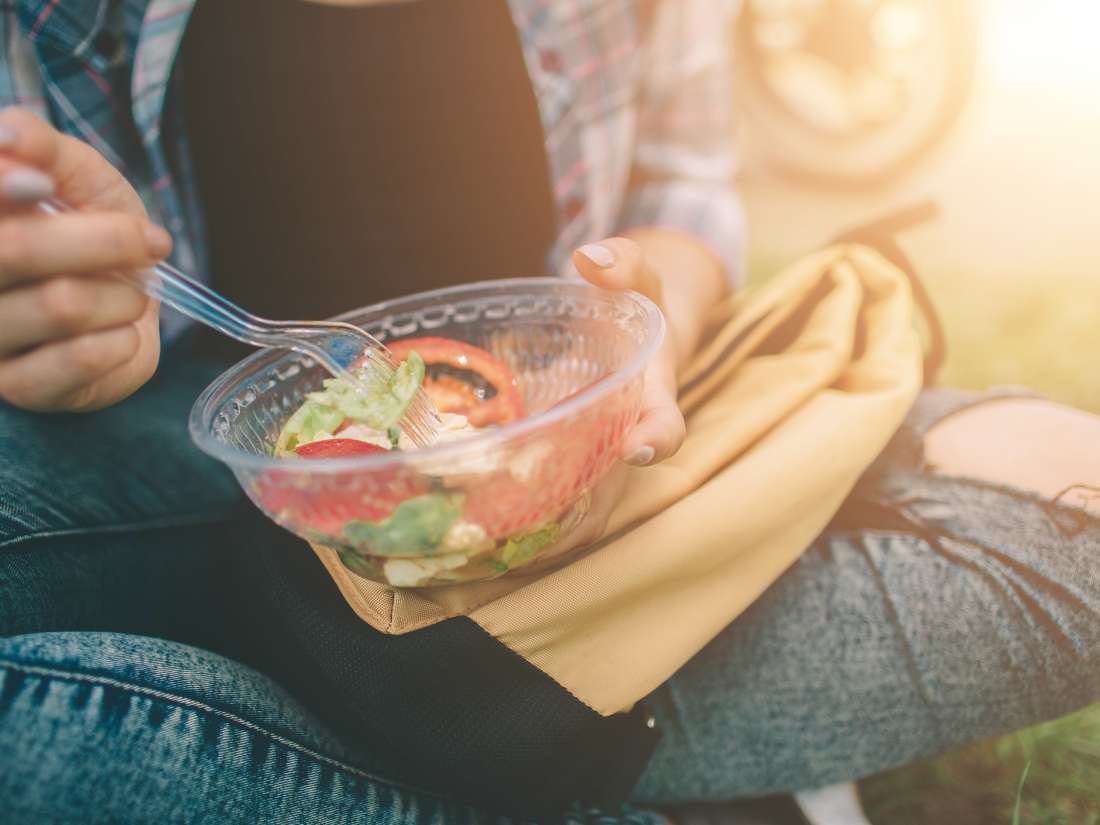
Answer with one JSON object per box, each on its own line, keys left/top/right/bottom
{"left": 176, "top": 4, "right": 658, "bottom": 812}
{"left": 180, "top": 0, "right": 556, "bottom": 331}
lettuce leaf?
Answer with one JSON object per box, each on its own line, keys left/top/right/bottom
{"left": 338, "top": 549, "right": 382, "bottom": 578}
{"left": 274, "top": 398, "right": 346, "bottom": 454}
{"left": 274, "top": 352, "right": 426, "bottom": 455}
{"left": 314, "top": 352, "right": 425, "bottom": 432}
{"left": 500, "top": 522, "right": 561, "bottom": 566}
{"left": 344, "top": 493, "right": 464, "bottom": 557}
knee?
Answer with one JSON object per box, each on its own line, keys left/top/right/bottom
{"left": 0, "top": 401, "right": 240, "bottom": 545}
{"left": 923, "top": 398, "right": 1100, "bottom": 512}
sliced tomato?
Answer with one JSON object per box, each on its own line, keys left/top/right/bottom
{"left": 421, "top": 374, "right": 481, "bottom": 413}
{"left": 259, "top": 441, "right": 427, "bottom": 535}
{"left": 257, "top": 471, "right": 429, "bottom": 535}
{"left": 461, "top": 377, "right": 624, "bottom": 538}
{"left": 386, "top": 337, "right": 525, "bottom": 426}
{"left": 294, "top": 438, "right": 387, "bottom": 459}
{"left": 257, "top": 477, "right": 390, "bottom": 534}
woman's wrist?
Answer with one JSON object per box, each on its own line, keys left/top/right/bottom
{"left": 623, "top": 226, "right": 730, "bottom": 370}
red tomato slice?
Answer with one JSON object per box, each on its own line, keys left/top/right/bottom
{"left": 261, "top": 440, "right": 426, "bottom": 535}
{"left": 294, "top": 438, "right": 387, "bottom": 459}
{"left": 386, "top": 337, "right": 525, "bottom": 426}
{"left": 257, "top": 468, "right": 429, "bottom": 535}
{"left": 422, "top": 374, "right": 482, "bottom": 413}
{"left": 257, "top": 479, "right": 389, "bottom": 534}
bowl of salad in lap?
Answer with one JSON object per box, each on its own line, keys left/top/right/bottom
{"left": 190, "top": 278, "right": 663, "bottom": 588}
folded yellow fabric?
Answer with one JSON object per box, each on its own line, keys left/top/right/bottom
{"left": 311, "top": 244, "right": 924, "bottom": 716}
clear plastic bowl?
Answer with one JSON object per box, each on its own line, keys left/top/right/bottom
{"left": 189, "top": 278, "right": 663, "bottom": 588}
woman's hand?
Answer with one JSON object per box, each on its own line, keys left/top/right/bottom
{"left": 0, "top": 108, "right": 172, "bottom": 412}
{"left": 532, "top": 233, "right": 725, "bottom": 560}
{"left": 573, "top": 232, "right": 726, "bottom": 466}
{"left": 573, "top": 238, "right": 682, "bottom": 466}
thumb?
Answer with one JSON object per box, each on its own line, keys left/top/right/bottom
{"left": 572, "top": 237, "right": 662, "bottom": 302}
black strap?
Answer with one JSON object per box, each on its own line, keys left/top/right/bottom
{"left": 831, "top": 200, "right": 947, "bottom": 385}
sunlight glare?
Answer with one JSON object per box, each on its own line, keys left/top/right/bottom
{"left": 985, "top": 0, "right": 1100, "bottom": 95}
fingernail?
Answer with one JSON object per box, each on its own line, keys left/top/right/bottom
{"left": 578, "top": 243, "right": 615, "bottom": 268}
{"left": 143, "top": 222, "right": 173, "bottom": 257}
{"left": 0, "top": 167, "right": 53, "bottom": 202}
{"left": 624, "top": 445, "right": 656, "bottom": 466}
{"left": 0, "top": 124, "right": 18, "bottom": 148}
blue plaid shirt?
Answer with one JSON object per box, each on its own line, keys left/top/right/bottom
{"left": 0, "top": 0, "right": 744, "bottom": 336}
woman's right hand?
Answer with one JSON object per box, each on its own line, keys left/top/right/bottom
{"left": 0, "top": 108, "right": 174, "bottom": 412}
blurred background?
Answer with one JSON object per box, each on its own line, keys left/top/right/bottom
{"left": 732, "top": 0, "right": 1100, "bottom": 820}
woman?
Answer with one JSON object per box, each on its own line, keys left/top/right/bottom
{"left": 1, "top": 1, "right": 1099, "bottom": 822}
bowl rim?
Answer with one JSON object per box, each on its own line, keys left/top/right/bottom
{"left": 188, "top": 277, "right": 665, "bottom": 474}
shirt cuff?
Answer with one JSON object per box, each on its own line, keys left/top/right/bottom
{"left": 613, "top": 181, "right": 747, "bottom": 289}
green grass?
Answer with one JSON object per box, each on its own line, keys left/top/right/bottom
{"left": 1013, "top": 761, "right": 1032, "bottom": 825}
{"left": 750, "top": 255, "right": 1100, "bottom": 824}
{"left": 860, "top": 709, "right": 1100, "bottom": 825}
{"left": 748, "top": 254, "right": 1100, "bottom": 414}
{"left": 925, "top": 263, "right": 1100, "bottom": 414}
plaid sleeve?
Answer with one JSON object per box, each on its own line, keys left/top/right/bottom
{"left": 0, "top": 7, "right": 47, "bottom": 115}
{"left": 617, "top": 0, "right": 746, "bottom": 286}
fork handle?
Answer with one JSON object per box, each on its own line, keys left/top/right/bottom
{"left": 33, "top": 200, "right": 437, "bottom": 442}
{"left": 37, "top": 199, "right": 282, "bottom": 345}
{"left": 36, "top": 199, "right": 360, "bottom": 378}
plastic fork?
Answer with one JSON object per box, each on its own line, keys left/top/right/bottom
{"left": 37, "top": 200, "right": 440, "bottom": 447}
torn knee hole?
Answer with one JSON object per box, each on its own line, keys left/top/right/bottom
{"left": 922, "top": 399, "right": 1100, "bottom": 503}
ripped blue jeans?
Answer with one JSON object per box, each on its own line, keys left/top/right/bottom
{"left": 2, "top": 350, "right": 1099, "bottom": 822}
{"left": 636, "top": 388, "right": 1100, "bottom": 802}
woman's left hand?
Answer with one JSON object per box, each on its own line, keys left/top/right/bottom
{"left": 572, "top": 237, "right": 686, "bottom": 466}
{"left": 533, "top": 233, "right": 724, "bottom": 560}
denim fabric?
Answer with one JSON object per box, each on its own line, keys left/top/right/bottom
{"left": 0, "top": 635, "right": 668, "bottom": 825}
{"left": 0, "top": 633, "right": 496, "bottom": 825}
{"left": 0, "top": 349, "right": 667, "bottom": 825}
{"left": 3, "top": 355, "right": 1099, "bottom": 820}
{"left": 0, "top": 348, "right": 243, "bottom": 647}
{"left": 0, "top": 351, "right": 241, "bottom": 545}
{"left": 634, "top": 389, "right": 1100, "bottom": 803}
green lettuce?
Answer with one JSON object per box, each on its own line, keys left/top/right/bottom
{"left": 338, "top": 549, "right": 382, "bottom": 578}
{"left": 344, "top": 493, "right": 464, "bottom": 557}
{"left": 499, "top": 522, "right": 561, "bottom": 566}
{"left": 274, "top": 352, "right": 425, "bottom": 455}
{"left": 274, "top": 398, "right": 346, "bottom": 454}
{"left": 315, "top": 352, "right": 426, "bottom": 431}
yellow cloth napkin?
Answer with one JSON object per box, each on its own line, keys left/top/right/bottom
{"left": 311, "top": 244, "right": 924, "bottom": 715}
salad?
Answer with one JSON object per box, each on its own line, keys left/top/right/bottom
{"left": 260, "top": 337, "right": 582, "bottom": 588}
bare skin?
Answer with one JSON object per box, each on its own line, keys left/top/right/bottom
{"left": 924, "top": 398, "right": 1100, "bottom": 516}
{"left": 0, "top": 109, "right": 171, "bottom": 412}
